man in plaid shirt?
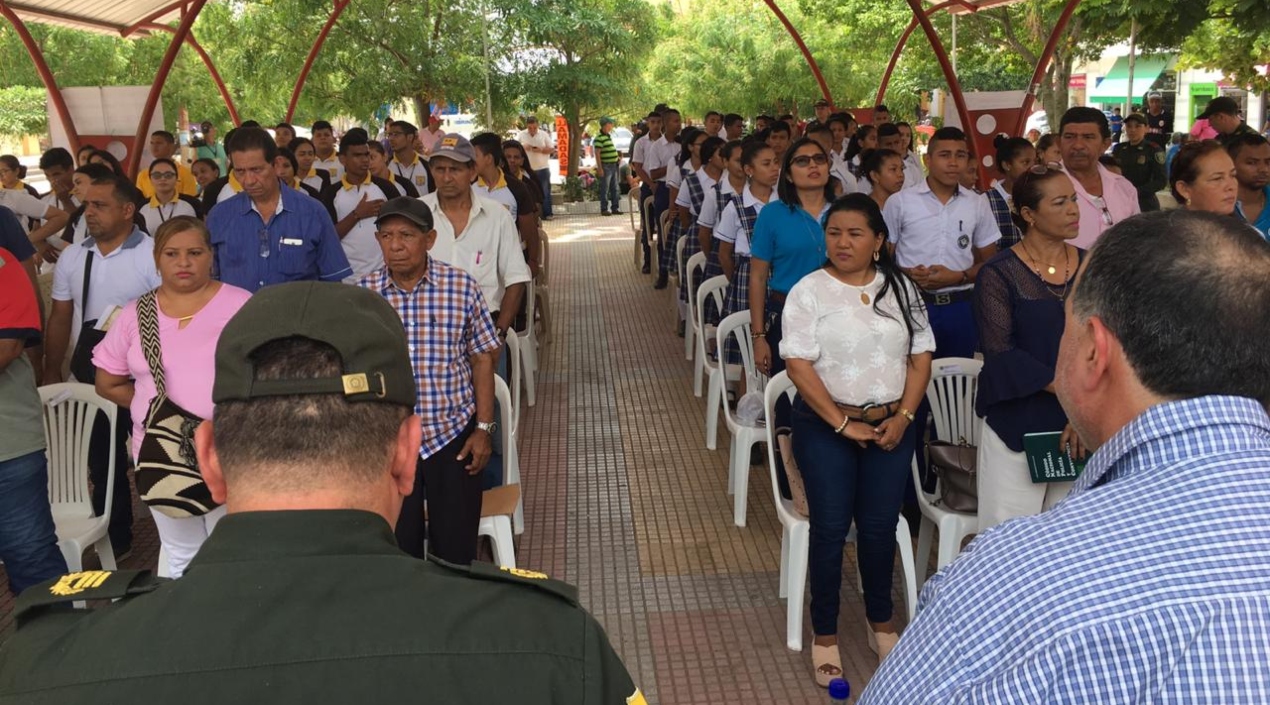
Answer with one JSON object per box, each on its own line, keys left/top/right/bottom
{"left": 359, "top": 197, "right": 500, "bottom": 565}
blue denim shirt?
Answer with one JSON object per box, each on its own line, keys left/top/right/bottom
{"left": 206, "top": 184, "right": 351, "bottom": 292}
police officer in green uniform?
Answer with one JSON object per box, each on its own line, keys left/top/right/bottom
{"left": 1199, "top": 96, "right": 1261, "bottom": 148}
{"left": 1113, "top": 113, "right": 1166, "bottom": 212}
{"left": 0, "top": 282, "right": 646, "bottom": 705}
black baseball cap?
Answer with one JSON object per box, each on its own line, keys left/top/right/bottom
{"left": 814, "top": 99, "right": 830, "bottom": 108}
{"left": 213, "top": 282, "right": 416, "bottom": 408}
{"left": 375, "top": 197, "right": 434, "bottom": 232}
{"left": 1123, "top": 114, "right": 1147, "bottom": 127}
{"left": 1198, "top": 96, "right": 1240, "bottom": 120}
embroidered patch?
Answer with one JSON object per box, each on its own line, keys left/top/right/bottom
{"left": 957, "top": 234, "right": 970, "bottom": 249}
{"left": 500, "top": 567, "right": 549, "bottom": 580}
{"left": 49, "top": 571, "right": 111, "bottom": 596}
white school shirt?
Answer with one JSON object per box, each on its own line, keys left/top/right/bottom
{"left": 421, "top": 192, "right": 532, "bottom": 312}
{"left": 674, "top": 167, "right": 717, "bottom": 216}
{"left": 139, "top": 194, "right": 200, "bottom": 236}
{"left": 327, "top": 173, "right": 397, "bottom": 281}
{"left": 902, "top": 154, "right": 925, "bottom": 190}
{"left": 314, "top": 154, "right": 344, "bottom": 182}
{"left": 642, "top": 136, "right": 670, "bottom": 183}
{"left": 713, "top": 184, "right": 777, "bottom": 256}
{"left": 0, "top": 189, "right": 49, "bottom": 232}
{"left": 696, "top": 177, "right": 739, "bottom": 230}
{"left": 882, "top": 179, "right": 1001, "bottom": 292}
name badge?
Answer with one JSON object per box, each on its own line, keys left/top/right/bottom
{"left": 281, "top": 238, "right": 304, "bottom": 246}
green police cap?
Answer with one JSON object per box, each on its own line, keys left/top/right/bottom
{"left": 213, "top": 282, "right": 416, "bottom": 408}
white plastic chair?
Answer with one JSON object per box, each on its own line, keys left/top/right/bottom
{"left": 672, "top": 231, "right": 688, "bottom": 320}
{"left": 695, "top": 274, "right": 727, "bottom": 402}
{"left": 913, "top": 357, "right": 982, "bottom": 585}
{"left": 39, "top": 383, "right": 118, "bottom": 573}
{"left": 627, "top": 186, "right": 639, "bottom": 235}
{"left": 516, "top": 279, "right": 538, "bottom": 408}
{"left": 684, "top": 252, "right": 707, "bottom": 364}
{"left": 479, "top": 376, "right": 521, "bottom": 566}
{"left": 717, "top": 311, "right": 764, "bottom": 526}
{"left": 504, "top": 330, "right": 523, "bottom": 436}
{"left": 534, "top": 233, "right": 551, "bottom": 346}
{"left": 765, "top": 372, "right": 919, "bottom": 651}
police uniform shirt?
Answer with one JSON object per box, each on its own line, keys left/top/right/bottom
{"left": 882, "top": 179, "right": 1001, "bottom": 292}
{"left": 320, "top": 173, "right": 402, "bottom": 281}
{"left": 314, "top": 154, "right": 344, "bottom": 183}
{"left": 0, "top": 510, "right": 646, "bottom": 705}
{"left": 390, "top": 153, "right": 431, "bottom": 194}
{"left": 1112, "top": 140, "right": 1166, "bottom": 198}
{"left": 139, "top": 193, "right": 203, "bottom": 236}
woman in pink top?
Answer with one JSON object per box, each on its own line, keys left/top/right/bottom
{"left": 93, "top": 216, "right": 251, "bottom": 577}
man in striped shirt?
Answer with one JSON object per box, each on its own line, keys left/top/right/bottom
{"left": 864, "top": 210, "right": 1270, "bottom": 703}
{"left": 593, "top": 118, "right": 622, "bottom": 216}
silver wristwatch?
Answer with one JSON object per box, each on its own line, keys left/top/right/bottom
{"left": 476, "top": 421, "right": 498, "bottom": 435}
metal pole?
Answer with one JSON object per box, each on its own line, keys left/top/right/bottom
{"left": 951, "top": 14, "right": 957, "bottom": 76}
{"left": 286, "top": 0, "right": 351, "bottom": 122}
{"left": 1124, "top": 16, "right": 1138, "bottom": 119}
{"left": 128, "top": 0, "right": 208, "bottom": 178}
{"left": 761, "top": 0, "right": 832, "bottom": 104}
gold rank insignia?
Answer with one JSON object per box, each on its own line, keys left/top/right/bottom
{"left": 500, "top": 566, "right": 549, "bottom": 580}
{"left": 627, "top": 689, "right": 648, "bottom": 705}
{"left": 49, "top": 571, "right": 111, "bottom": 596}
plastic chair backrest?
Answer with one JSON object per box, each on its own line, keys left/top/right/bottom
{"left": 38, "top": 383, "right": 116, "bottom": 521}
{"left": 763, "top": 371, "right": 800, "bottom": 522}
{"left": 927, "top": 357, "right": 983, "bottom": 445}
{"left": 503, "top": 333, "right": 522, "bottom": 435}
{"left": 539, "top": 233, "right": 550, "bottom": 284}
{"left": 516, "top": 279, "right": 536, "bottom": 340}
{"left": 685, "top": 252, "right": 707, "bottom": 327}
{"left": 695, "top": 275, "right": 728, "bottom": 354}
{"left": 658, "top": 210, "right": 672, "bottom": 243}
{"left": 716, "top": 310, "right": 760, "bottom": 425}
{"left": 674, "top": 232, "right": 688, "bottom": 282}
{"left": 494, "top": 376, "right": 517, "bottom": 486}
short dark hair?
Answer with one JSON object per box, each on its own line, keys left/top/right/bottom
{"left": 928, "top": 126, "right": 968, "bottom": 153}
{"left": 469, "top": 132, "right": 505, "bottom": 168}
{"left": 366, "top": 141, "right": 385, "bottom": 156}
{"left": 525, "top": 115, "right": 539, "bottom": 124}
{"left": 393, "top": 120, "right": 418, "bottom": 135}
{"left": 1169, "top": 140, "right": 1228, "bottom": 203}
{"left": 39, "top": 147, "right": 74, "bottom": 171}
{"left": 723, "top": 113, "right": 744, "bottom": 128}
{"left": 74, "top": 163, "right": 114, "bottom": 181}
{"left": 804, "top": 122, "right": 830, "bottom": 137}
{"left": 777, "top": 113, "right": 795, "bottom": 123}
{"left": 150, "top": 130, "right": 176, "bottom": 144}
{"left": 87, "top": 150, "right": 128, "bottom": 179}
{"left": 769, "top": 121, "right": 791, "bottom": 136}
{"left": 275, "top": 122, "right": 294, "bottom": 133}
{"left": 700, "top": 136, "right": 726, "bottom": 164}
{"left": 213, "top": 337, "right": 411, "bottom": 488}
{"left": 148, "top": 157, "right": 178, "bottom": 175}
{"left": 874, "top": 104, "right": 890, "bottom": 113}
{"left": 1059, "top": 107, "right": 1111, "bottom": 140}
{"left": 227, "top": 127, "right": 279, "bottom": 162}
{"left": 1071, "top": 210, "right": 1270, "bottom": 405}
{"left": 88, "top": 172, "right": 139, "bottom": 205}
{"left": 192, "top": 157, "right": 220, "bottom": 175}
{"left": 705, "top": 110, "right": 723, "bottom": 121}
{"left": 338, "top": 129, "right": 369, "bottom": 154}
{"left": 289, "top": 136, "right": 314, "bottom": 153}
{"left": 1226, "top": 132, "right": 1269, "bottom": 161}
{"left": 877, "top": 123, "right": 902, "bottom": 139}
{"left": 240, "top": 120, "right": 261, "bottom": 129}
{"left": 311, "top": 120, "right": 333, "bottom": 133}
{"left": 719, "top": 139, "right": 743, "bottom": 161}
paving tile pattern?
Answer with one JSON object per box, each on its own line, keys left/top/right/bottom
{"left": 0, "top": 212, "right": 920, "bottom": 704}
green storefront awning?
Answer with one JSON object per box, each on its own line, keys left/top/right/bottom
{"left": 1088, "top": 54, "right": 1176, "bottom": 102}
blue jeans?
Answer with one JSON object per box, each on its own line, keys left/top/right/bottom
{"left": 0, "top": 450, "right": 68, "bottom": 595}
{"left": 792, "top": 397, "right": 915, "bottom": 633}
{"left": 599, "top": 162, "right": 621, "bottom": 213}
{"left": 534, "top": 167, "right": 554, "bottom": 218}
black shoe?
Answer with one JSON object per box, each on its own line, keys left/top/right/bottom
{"left": 612, "top": 209, "right": 622, "bottom": 215}
{"left": 542, "top": 215, "right": 554, "bottom": 221}
{"left": 654, "top": 275, "right": 668, "bottom": 290}
{"left": 750, "top": 444, "right": 766, "bottom": 467}
{"left": 641, "top": 263, "right": 651, "bottom": 275}
{"left": 676, "top": 320, "right": 686, "bottom": 337}
{"left": 601, "top": 211, "right": 610, "bottom": 216}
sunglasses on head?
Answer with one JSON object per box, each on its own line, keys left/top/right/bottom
{"left": 1028, "top": 164, "right": 1063, "bottom": 175}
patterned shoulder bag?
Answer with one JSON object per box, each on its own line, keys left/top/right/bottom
{"left": 134, "top": 291, "right": 219, "bottom": 518}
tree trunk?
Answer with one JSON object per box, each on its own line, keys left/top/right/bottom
{"left": 565, "top": 108, "right": 582, "bottom": 180}
{"left": 412, "top": 94, "right": 429, "bottom": 126}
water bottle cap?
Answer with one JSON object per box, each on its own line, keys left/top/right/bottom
{"left": 828, "top": 677, "right": 850, "bottom": 698}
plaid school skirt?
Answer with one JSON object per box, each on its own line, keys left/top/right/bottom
{"left": 721, "top": 255, "right": 751, "bottom": 364}
{"left": 660, "top": 218, "right": 684, "bottom": 279}
{"left": 678, "top": 227, "right": 703, "bottom": 304}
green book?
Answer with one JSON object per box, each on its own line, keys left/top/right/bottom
{"left": 1023, "top": 431, "right": 1087, "bottom": 484}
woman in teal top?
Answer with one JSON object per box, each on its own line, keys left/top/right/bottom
{"left": 750, "top": 137, "right": 835, "bottom": 380}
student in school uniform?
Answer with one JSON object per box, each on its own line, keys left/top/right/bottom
{"left": 318, "top": 130, "right": 405, "bottom": 282}
{"left": 137, "top": 158, "right": 204, "bottom": 235}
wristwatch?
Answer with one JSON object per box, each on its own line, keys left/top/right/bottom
{"left": 476, "top": 421, "right": 498, "bottom": 435}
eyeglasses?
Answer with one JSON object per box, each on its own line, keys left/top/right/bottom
{"left": 151, "top": 172, "right": 178, "bottom": 180}
{"left": 791, "top": 153, "right": 830, "bottom": 168}
{"left": 1089, "top": 195, "right": 1114, "bottom": 226}
{"left": 1028, "top": 164, "right": 1063, "bottom": 175}
{"left": 258, "top": 229, "right": 271, "bottom": 259}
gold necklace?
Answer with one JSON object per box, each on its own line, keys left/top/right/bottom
{"left": 1019, "top": 240, "right": 1071, "bottom": 299}
{"left": 1020, "top": 239, "right": 1067, "bottom": 277}
{"left": 828, "top": 266, "right": 875, "bottom": 305}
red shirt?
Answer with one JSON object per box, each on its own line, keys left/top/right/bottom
{"left": 0, "top": 246, "right": 41, "bottom": 346}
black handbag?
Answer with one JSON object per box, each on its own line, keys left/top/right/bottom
{"left": 926, "top": 438, "right": 978, "bottom": 513}
{"left": 133, "top": 291, "right": 219, "bottom": 518}
{"left": 69, "top": 251, "right": 105, "bottom": 383}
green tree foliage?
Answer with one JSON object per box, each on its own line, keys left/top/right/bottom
{"left": 0, "top": 86, "right": 48, "bottom": 136}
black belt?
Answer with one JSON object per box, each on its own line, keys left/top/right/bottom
{"left": 922, "top": 289, "right": 973, "bottom": 306}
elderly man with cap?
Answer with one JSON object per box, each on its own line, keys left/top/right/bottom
{"left": 358, "top": 196, "right": 500, "bottom": 565}
{"left": 1199, "top": 96, "right": 1260, "bottom": 148}
{"left": 0, "top": 280, "right": 648, "bottom": 705}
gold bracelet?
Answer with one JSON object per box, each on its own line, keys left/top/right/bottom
{"left": 898, "top": 407, "right": 916, "bottom": 423}
{"left": 834, "top": 415, "right": 850, "bottom": 435}
{"left": 750, "top": 329, "right": 766, "bottom": 339}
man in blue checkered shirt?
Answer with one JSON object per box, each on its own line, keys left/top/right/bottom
{"left": 358, "top": 197, "right": 500, "bottom": 566}
{"left": 863, "top": 209, "right": 1270, "bottom": 703}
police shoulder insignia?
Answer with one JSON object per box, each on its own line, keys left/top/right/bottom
{"left": 50, "top": 570, "right": 111, "bottom": 596}
{"left": 464, "top": 560, "right": 580, "bottom": 604}
{"left": 627, "top": 688, "right": 649, "bottom": 705}
{"left": 500, "top": 566, "right": 549, "bottom": 580}
{"left": 1155, "top": 151, "right": 1166, "bottom": 164}
{"left": 15, "top": 570, "right": 162, "bottom": 622}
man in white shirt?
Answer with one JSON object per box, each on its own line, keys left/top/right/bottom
{"left": 43, "top": 173, "right": 160, "bottom": 559}
{"left": 319, "top": 129, "right": 405, "bottom": 281}
{"left": 648, "top": 107, "right": 683, "bottom": 288}
{"left": 516, "top": 116, "right": 556, "bottom": 220}
{"left": 629, "top": 111, "right": 663, "bottom": 274}
{"left": 311, "top": 120, "right": 344, "bottom": 182}
{"left": 420, "top": 134, "right": 531, "bottom": 340}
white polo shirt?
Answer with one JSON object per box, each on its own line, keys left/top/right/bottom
{"left": 714, "top": 184, "right": 778, "bottom": 256}
{"left": 473, "top": 176, "right": 517, "bottom": 218}
{"left": 314, "top": 154, "right": 344, "bottom": 182}
{"left": 51, "top": 227, "right": 160, "bottom": 365}
{"left": 696, "top": 176, "right": 740, "bottom": 230}
{"left": 390, "top": 153, "right": 430, "bottom": 193}
{"left": 642, "top": 136, "right": 672, "bottom": 183}
{"left": 0, "top": 188, "right": 49, "bottom": 231}
{"left": 882, "top": 179, "right": 1001, "bottom": 292}
{"left": 325, "top": 173, "right": 398, "bottom": 281}
{"left": 631, "top": 134, "right": 655, "bottom": 174}
{"left": 516, "top": 128, "right": 554, "bottom": 172}
{"left": 421, "top": 192, "right": 532, "bottom": 312}
{"left": 139, "top": 194, "right": 200, "bottom": 236}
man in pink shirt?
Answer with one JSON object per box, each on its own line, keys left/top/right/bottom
{"left": 418, "top": 115, "right": 446, "bottom": 156}
{"left": 1059, "top": 107, "right": 1140, "bottom": 249}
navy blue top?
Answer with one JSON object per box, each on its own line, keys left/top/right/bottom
{"left": 973, "top": 247, "right": 1084, "bottom": 452}
{"left": 0, "top": 206, "right": 34, "bottom": 262}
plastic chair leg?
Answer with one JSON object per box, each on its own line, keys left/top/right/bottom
{"left": 705, "top": 369, "right": 721, "bottom": 449}
{"left": 535, "top": 290, "right": 551, "bottom": 346}
{"left": 95, "top": 535, "right": 117, "bottom": 571}
{"left": 490, "top": 517, "right": 517, "bottom": 569}
{"left": 916, "top": 515, "right": 936, "bottom": 586}
{"left": 521, "top": 339, "right": 537, "bottom": 407}
{"left": 733, "top": 436, "right": 756, "bottom": 527}
{"left": 726, "top": 435, "right": 738, "bottom": 496}
{"left": 685, "top": 319, "right": 695, "bottom": 363}
{"left": 895, "top": 517, "right": 919, "bottom": 622}
{"left": 58, "top": 539, "right": 83, "bottom": 573}
{"left": 786, "top": 523, "right": 810, "bottom": 651}
{"left": 693, "top": 345, "right": 705, "bottom": 393}
{"left": 779, "top": 526, "right": 790, "bottom": 598}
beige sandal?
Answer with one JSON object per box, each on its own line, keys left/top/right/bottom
{"left": 812, "top": 643, "right": 843, "bottom": 688}
{"left": 866, "top": 627, "right": 901, "bottom": 663}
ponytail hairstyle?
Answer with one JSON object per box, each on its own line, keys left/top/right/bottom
{"left": 719, "top": 139, "right": 743, "bottom": 162}
{"left": 859, "top": 148, "right": 902, "bottom": 186}
{"left": 677, "top": 127, "right": 704, "bottom": 166}
{"left": 993, "top": 135, "right": 1035, "bottom": 174}
{"left": 740, "top": 138, "right": 774, "bottom": 169}
{"left": 700, "top": 136, "right": 726, "bottom": 165}
{"left": 0, "top": 155, "right": 28, "bottom": 181}
{"left": 1010, "top": 165, "right": 1068, "bottom": 233}
{"left": 845, "top": 125, "right": 877, "bottom": 162}
{"left": 823, "top": 193, "right": 923, "bottom": 342}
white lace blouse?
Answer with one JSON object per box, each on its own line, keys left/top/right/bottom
{"left": 780, "top": 268, "right": 936, "bottom": 405}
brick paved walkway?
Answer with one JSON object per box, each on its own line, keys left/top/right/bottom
{"left": 1, "top": 211, "right": 917, "bottom": 703}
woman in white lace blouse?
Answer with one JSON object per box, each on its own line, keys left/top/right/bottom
{"left": 781, "top": 193, "right": 934, "bottom": 685}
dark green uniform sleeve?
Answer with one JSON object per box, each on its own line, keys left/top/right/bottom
{"left": 583, "top": 614, "right": 644, "bottom": 705}
{"left": 1144, "top": 144, "right": 1167, "bottom": 194}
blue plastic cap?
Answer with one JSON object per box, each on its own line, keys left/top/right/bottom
{"left": 828, "top": 677, "right": 851, "bottom": 699}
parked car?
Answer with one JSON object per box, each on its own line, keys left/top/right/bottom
{"left": 612, "top": 127, "right": 634, "bottom": 154}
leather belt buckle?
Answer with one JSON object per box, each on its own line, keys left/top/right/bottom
{"left": 934, "top": 293, "right": 952, "bottom": 306}
{"left": 860, "top": 402, "right": 884, "bottom": 425}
